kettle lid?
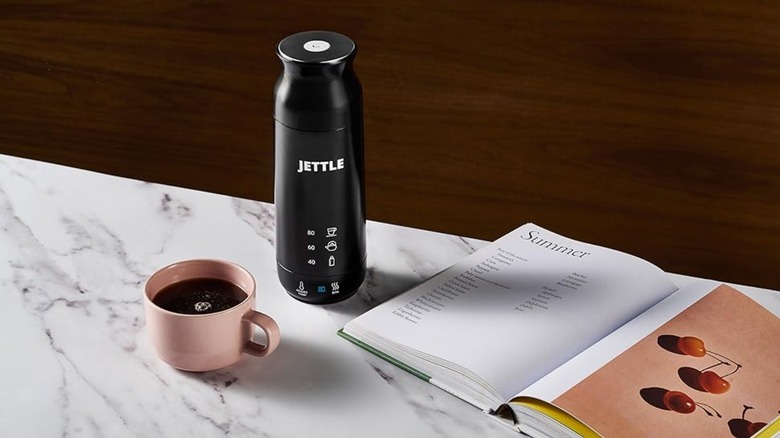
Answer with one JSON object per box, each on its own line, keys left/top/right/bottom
{"left": 277, "top": 31, "right": 355, "bottom": 65}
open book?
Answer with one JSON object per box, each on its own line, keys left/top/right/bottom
{"left": 338, "top": 224, "right": 780, "bottom": 438}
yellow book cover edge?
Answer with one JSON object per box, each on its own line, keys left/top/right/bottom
{"left": 511, "top": 396, "right": 601, "bottom": 438}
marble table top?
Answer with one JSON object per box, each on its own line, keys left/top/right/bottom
{"left": 4, "top": 154, "right": 774, "bottom": 438}
{"left": 0, "top": 154, "right": 524, "bottom": 437}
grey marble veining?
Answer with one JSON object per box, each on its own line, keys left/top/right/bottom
{"left": 0, "top": 154, "right": 517, "bottom": 438}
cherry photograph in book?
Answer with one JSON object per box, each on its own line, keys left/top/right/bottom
{"left": 553, "top": 285, "right": 780, "bottom": 438}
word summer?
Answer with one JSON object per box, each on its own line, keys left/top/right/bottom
{"left": 521, "top": 230, "right": 592, "bottom": 258}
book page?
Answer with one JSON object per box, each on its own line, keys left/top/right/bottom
{"left": 519, "top": 282, "right": 780, "bottom": 438}
{"left": 345, "top": 223, "right": 678, "bottom": 402}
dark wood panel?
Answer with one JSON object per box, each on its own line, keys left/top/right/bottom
{"left": 1, "top": 0, "right": 779, "bottom": 289}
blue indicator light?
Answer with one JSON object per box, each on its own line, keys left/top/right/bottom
{"left": 317, "top": 285, "right": 327, "bottom": 293}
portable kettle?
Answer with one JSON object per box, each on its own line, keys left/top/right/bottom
{"left": 273, "top": 30, "right": 366, "bottom": 304}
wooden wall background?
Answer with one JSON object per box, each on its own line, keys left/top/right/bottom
{"left": 1, "top": 1, "right": 779, "bottom": 290}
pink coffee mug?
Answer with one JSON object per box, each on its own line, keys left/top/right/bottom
{"left": 144, "top": 259, "right": 280, "bottom": 372}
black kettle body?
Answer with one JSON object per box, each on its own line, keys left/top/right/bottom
{"left": 274, "top": 31, "right": 366, "bottom": 304}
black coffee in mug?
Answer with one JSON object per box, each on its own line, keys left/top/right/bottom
{"left": 152, "top": 278, "right": 247, "bottom": 315}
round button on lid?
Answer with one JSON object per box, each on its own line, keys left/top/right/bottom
{"left": 303, "top": 40, "right": 331, "bottom": 52}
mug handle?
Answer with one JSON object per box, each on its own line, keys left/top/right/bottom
{"left": 241, "top": 310, "right": 281, "bottom": 357}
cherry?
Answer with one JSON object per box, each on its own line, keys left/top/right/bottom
{"left": 747, "top": 421, "right": 767, "bottom": 435}
{"left": 699, "top": 370, "right": 730, "bottom": 394}
{"left": 678, "top": 336, "right": 706, "bottom": 357}
{"left": 660, "top": 390, "right": 722, "bottom": 417}
{"left": 675, "top": 335, "right": 742, "bottom": 394}
{"left": 663, "top": 391, "right": 696, "bottom": 414}
{"left": 741, "top": 405, "right": 774, "bottom": 436}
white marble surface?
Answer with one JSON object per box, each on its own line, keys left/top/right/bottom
{"left": 0, "top": 154, "right": 523, "bottom": 437}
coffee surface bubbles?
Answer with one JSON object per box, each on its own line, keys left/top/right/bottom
{"left": 153, "top": 278, "right": 246, "bottom": 315}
